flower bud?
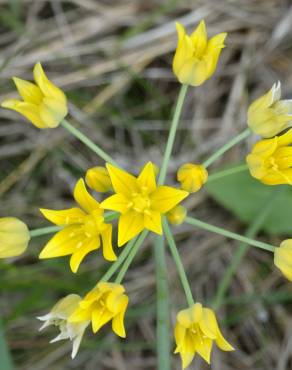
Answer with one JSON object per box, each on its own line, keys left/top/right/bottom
{"left": 177, "top": 163, "right": 208, "bottom": 193}
{"left": 248, "top": 82, "right": 292, "bottom": 138}
{"left": 0, "top": 217, "right": 30, "bottom": 258}
{"left": 274, "top": 239, "right": 292, "bottom": 281}
{"left": 85, "top": 166, "right": 112, "bottom": 192}
{"left": 167, "top": 205, "right": 187, "bottom": 225}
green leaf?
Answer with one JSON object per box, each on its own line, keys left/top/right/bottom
{"left": 206, "top": 165, "right": 292, "bottom": 235}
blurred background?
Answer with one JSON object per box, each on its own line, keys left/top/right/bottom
{"left": 1, "top": 0, "right": 292, "bottom": 369}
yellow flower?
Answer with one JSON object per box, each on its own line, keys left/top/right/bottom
{"left": 174, "top": 303, "right": 234, "bottom": 368}
{"left": 37, "top": 294, "right": 89, "bottom": 359}
{"left": 85, "top": 166, "right": 112, "bottom": 192}
{"left": 246, "top": 128, "right": 292, "bottom": 185}
{"left": 69, "top": 282, "right": 128, "bottom": 337}
{"left": 167, "top": 205, "right": 187, "bottom": 225}
{"left": 101, "top": 162, "right": 188, "bottom": 246}
{"left": 39, "top": 178, "right": 116, "bottom": 273}
{"left": 248, "top": 82, "right": 292, "bottom": 138}
{"left": 1, "top": 62, "right": 67, "bottom": 129}
{"left": 274, "top": 239, "right": 292, "bottom": 281}
{"left": 173, "top": 20, "right": 227, "bottom": 87}
{"left": 177, "top": 163, "right": 208, "bottom": 193}
{"left": 0, "top": 217, "right": 30, "bottom": 258}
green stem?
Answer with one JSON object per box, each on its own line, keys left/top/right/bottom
{"left": 203, "top": 128, "right": 251, "bottom": 168}
{"left": 163, "top": 218, "right": 194, "bottom": 306}
{"left": 185, "top": 216, "right": 275, "bottom": 252}
{"left": 29, "top": 212, "right": 118, "bottom": 238}
{"left": 115, "top": 230, "right": 148, "bottom": 283}
{"left": 61, "top": 119, "right": 119, "bottom": 167}
{"left": 158, "top": 84, "right": 188, "bottom": 185}
{"left": 213, "top": 187, "right": 285, "bottom": 310}
{"left": 0, "top": 318, "right": 13, "bottom": 370}
{"left": 154, "top": 235, "right": 170, "bottom": 370}
{"left": 207, "top": 164, "right": 248, "bottom": 183}
{"left": 100, "top": 237, "right": 138, "bottom": 282}
{"left": 30, "top": 226, "right": 61, "bottom": 237}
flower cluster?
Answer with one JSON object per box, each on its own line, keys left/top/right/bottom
{"left": 1, "top": 18, "right": 292, "bottom": 370}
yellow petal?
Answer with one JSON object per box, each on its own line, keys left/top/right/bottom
{"left": 106, "top": 163, "right": 138, "bottom": 196}
{"left": 117, "top": 210, "right": 144, "bottom": 246}
{"left": 69, "top": 307, "right": 92, "bottom": 323}
{"left": 12, "top": 77, "right": 43, "bottom": 104}
{"left": 194, "top": 336, "right": 212, "bottom": 364}
{"left": 144, "top": 210, "right": 162, "bottom": 234}
{"left": 33, "top": 62, "right": 67, "bottom": 102}
{"left": 40, "top": 208, "right": 86, "bottom": 225}
{"left": 177, "top": 58, "right": 208, "bottom": 87}
{"left": 137, "top": 162, "right": 157, "bottom": 193}
{"left": 277, "top": 128, "right": 292, "bottom": 147}
{"left": 101, "top": 193, "right": 129, "bottom": 214}
{"left": 190, "top": 20, "right": 207, "bottom": 54}
{"left": 151, "top": 186, "right": 188, "bottom": 213}
{"left": 111, "top": 295, "right": 128, "bottom": 338}
{"left": 180, "top": 351, "right": 195, "bottom": 370}
{"left": 70, "top": 238, "right": 100, "bottom": 273}
{"left": 73, "top": 178, "right": 101, "bottom": 214}
{"left": 101, "top": 224, "right": 117, "bottom": 261}
{"left": 91, "top": 307, "right": 113, "bottom": 333}
{"left": 205, "top": 32, "right": 227, "bottom": 77}
{"left": 39, "top": 97, "right": 68, "bottom": 128}
{"left": 1, "top": 100, "right": 46, "bottom": 128}
{"left": 177, "top": 303, "right": 202, "bottom": 328}
{"left": 201, "top": 308, "right": 234, "bottom": 351}
{"left": 39, "top": 225, "right": 84, "bottom": 259}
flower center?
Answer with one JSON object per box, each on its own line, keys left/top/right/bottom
{"left": 130, "top": 192, "right": 151, "bottom": 214}
{"left": 83, "top": 212, "right": 105, "bottom": 238}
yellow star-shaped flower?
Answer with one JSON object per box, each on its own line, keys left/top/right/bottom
{"left": 101, "top": 162, "right": 188, "bottom": 246}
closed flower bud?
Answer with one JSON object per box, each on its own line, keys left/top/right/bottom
{"left": 274, "top": 239, "right": 292, "bottom": 281}
{"left": 0, "top": 217, "right": 30, "bottom": 258}
{"left": 2, "top": 62, "right": 67, "bottom": 129}
{"left": 246, "top": 128, "right": 292, "bottom": 185}
{"left": 85, "top": 166, "right": 112, "bottom": 192}
{"left": 177, "top": 163, "right": 208, "bottom": 193}
{"left": 167, "top": 205, "right": 187, "bottom": 225}
{"left": 173, "top": 20, "right": 227, "bottom": 87}
{"left": 248, "top": 82, "right": 292, "bottom": 138}
{"left": 38, "top": 294, "right": 89, "bottom": 358}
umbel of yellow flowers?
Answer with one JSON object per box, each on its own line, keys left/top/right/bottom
{"left": 39, "top": 178, "right": 117, "bottom": 273}
{"left": 246, "top": 128, "right": 292, "bottom": 185}
{"left": 1, "top": 62, "right": 67, "bottom": 129}
{"left": 37, "top": 294, "right": 89, "bottom": 359}
{"left": 174, "top": 303, "right": 234, "bottom": 368}
{"left": 69, "top": 282, "right": 128, "bottom": 337}
{"left": 0, "top": 217, "right": 30, "bottom": 258}
{"left": 274, "top": 240, "right": 292, "bottom": 281}
{"left": 173, "top": 20, "right": 227, "bottom": 87}
{"left": 177, "top": 163, "right": 208, "bottom": 193}
{"left": 248, "top": 82, "right": 292, "bottom": 138}
{"left": 101, "top": 162, "right": 188, "bottom": 246}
